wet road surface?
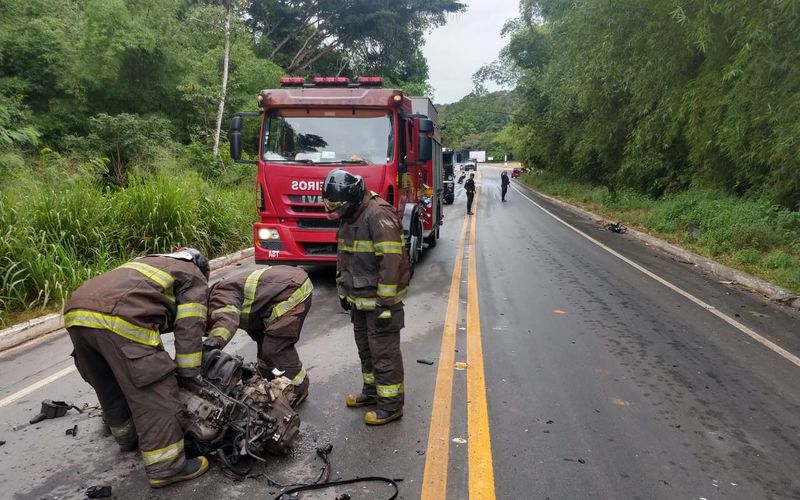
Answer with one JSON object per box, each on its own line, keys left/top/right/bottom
{"left": 1, "top": 165, "right": 798, "bottom": 499}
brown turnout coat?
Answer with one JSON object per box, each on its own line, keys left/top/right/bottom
{"left": 336, "top": 192, "right": 410, "bottom": 310}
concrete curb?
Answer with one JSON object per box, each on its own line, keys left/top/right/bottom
{"left": 0, "top": 247, "right": 255, "bottom": 353}
{"left": 514, "top": 181, "right": 800, "bottom": 311}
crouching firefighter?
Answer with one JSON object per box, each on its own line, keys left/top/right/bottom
{"left": 322, "top": 169, "right": 410, "bottom": 425}
{"left": 204, "top": 266, "right": 313, "bottom": 408}
{"left": 63, "top": 248, "right": 211, "bottom": 488}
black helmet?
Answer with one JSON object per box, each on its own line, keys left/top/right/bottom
{"left": 322, "top": 169, "right": 364, "bottom": 217}
{"left": 177, "top": 247, "right": 210, "bottom": 279}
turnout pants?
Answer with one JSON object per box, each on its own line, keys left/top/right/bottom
{"left": 67, "top": 326, "right": 185, "bottom": 479}
{"left": 501, "top": 185, "right": 508, "bottom": 201}
{"left": 248, "top": 295, "right": 311, "bottom": 393}
{"left": 351, "top": 303, "right": 405, "bottom": 412}
{"left": 466, "top": 191, "right": 475, "bottom": 212}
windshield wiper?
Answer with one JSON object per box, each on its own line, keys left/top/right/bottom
{"left": 317, "top": 159, "right": 369, "bottom": 165}
{"left": 267, "top": 159, "right": 315, "bottom": 164}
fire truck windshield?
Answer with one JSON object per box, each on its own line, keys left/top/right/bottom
{"left": 263, "top": 109, "right": 394, "bottom": 165}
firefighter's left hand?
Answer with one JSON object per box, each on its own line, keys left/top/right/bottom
{"left": 375, "top": 307, "right": 392, "bottom": 329}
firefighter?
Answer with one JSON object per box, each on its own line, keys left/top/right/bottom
{"left": 322, "top": 169, "right": 410, "bottom": 425}
{"left": 204, "top": 266, "right": 313, "bottom": 407}
{"left": 465, "top": 173, "right": 476, "bottom": 214}
{"left": 501, "top": 170, "right": 510, "bottom": 202}
{"left": 63, "top": 248, "right": 210, "bottom": 488}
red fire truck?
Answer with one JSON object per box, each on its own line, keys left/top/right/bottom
{"left": 229, "top": 76, "right": 443, "bottom": 270}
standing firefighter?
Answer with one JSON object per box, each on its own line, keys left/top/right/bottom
{"left": 322, "top": 169, "right": 410, "bottom": 425}
{"left": 63, "top": 248, "right": 210, "bottom": 488}
{"left": 205, "top": 266, "right": 313, "bottom": 407}
{"left": 501, "top": 170, "right": 510, "bottom": 202}
{"left": 465, "top": 173, "right": 476, "bottom": 214}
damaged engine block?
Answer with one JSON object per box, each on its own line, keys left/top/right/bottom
{"left": 177, "top": 349, "right": 300, "bottom": 473}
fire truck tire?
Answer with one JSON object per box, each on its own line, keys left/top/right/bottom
{"left": 402, "top": 204, "right": 423, "bottom": 276}
{"left": 424, "top": 201, "right": 441, "bottom": 248}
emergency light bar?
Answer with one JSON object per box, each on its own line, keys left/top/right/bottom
{"left": 279, "top": 77, "right": 305, "bottom": 87}
{"left": 357, "top": 76, "right": 384, "bottom": 86}
{"left": 312, "top": 76, "right": 350, "bottom": 86}
{"left": 278, "top": 76, "right": 385, "bottom": 89}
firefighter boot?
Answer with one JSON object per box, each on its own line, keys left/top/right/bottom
{"left": 290, "top": 375, "right": 310, "bottom": 409}
{"left": 364, "top": 408, "right": 403, "bottom": 425}
{"left": 107, "top": 418, "right": 138, "bottom": 452}
{"left": 345, "top": 393, "right": 377, "bottom": 408}
{"left": 148, "top": 456, "right": 209, "bottom": 489}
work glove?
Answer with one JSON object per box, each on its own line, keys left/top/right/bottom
{"left": 339, "top": 296, "right": 351, "bottom": 312}
{"left": 375, "top": 307, "right": 392, "bottom": 330}
{"left": 203, "top": 336, "right": 223, "bottom": 351}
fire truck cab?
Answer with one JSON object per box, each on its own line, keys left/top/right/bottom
{"left": 229, "top": 76, "right": 443, "bottom": 270}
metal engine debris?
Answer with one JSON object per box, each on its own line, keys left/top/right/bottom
{"left": 178, "top": 348, "right": 300, "bottom": 474}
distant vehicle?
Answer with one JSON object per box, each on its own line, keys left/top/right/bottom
{"left": 464, "top": 160, "right": 477, "bottom": 171}
{"left": 511, "top": 168, "right": 522, "bottom": 178}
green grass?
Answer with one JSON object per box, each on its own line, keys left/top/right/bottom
{"left": 0, "top": 156, "right": 255, "bottom": 327}
{"left": 521, "top": 172, "right": 800, "bottom": 294}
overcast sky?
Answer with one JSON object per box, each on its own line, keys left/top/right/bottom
{"left": 422, "top": 0, "right": 520, "bottom": 104}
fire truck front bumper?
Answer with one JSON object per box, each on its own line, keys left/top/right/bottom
{"left": 254, "top": 222, "right": 338, "bottom": 265}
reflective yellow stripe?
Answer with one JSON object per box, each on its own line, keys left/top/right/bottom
{"left": 119, "top": 262, "right": 175, "bottom": 301}
{"left": 377, "top": 283, "right": 397, "bottom": 297}
{"left": 176, "top": 303, "right": 207, "bottom": 320}
{"left": 211, "top": 305, "right": 240, "bottom": 318}
{"left": 266, "top": 279, "right": 314, "bottom": 324}
{"left": 377, "top": 309, "right": 392, "bottom": 319}
{"left": 338, "top": 239, "right": 375, "bottom": 253}
{"left": 208, "top": 326, "right": 232, "bottom": 342}
{"left": 141, "top": 439, "right": 184, "bottom": 466}
{"left": 374, "top": 240, "right": 404, "bottom": 255}
{"left": 175, "top": 351, "right": 202, "bottom": 369}
{"left": 377, "top": 383, "right": 404, "bottom": 398}
{"left": 242, "top": 268, "right": 269, "bottom": 320}
{"left": 109, "top": 418, "right": 135, "bottom": 438}
{"left": 64, "top": 310, "right": 161, "bottom": 347}
{"left": 291, "top": 367, "right": 307, "bottom": 385}
{"left": 363, "top": 372, "right": 375, "bottom": 385}
{"left": 345, "top": 296, "right": 377, "bottom": 310}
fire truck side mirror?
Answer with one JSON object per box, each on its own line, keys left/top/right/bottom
{"left": 417, "top": 119, "right": 433, "bottom": 163}
{"left": 230, "top": 115, "right": 244, "bottom": 161}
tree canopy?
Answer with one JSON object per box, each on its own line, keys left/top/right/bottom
{"left": 493, "top": 0, "right": 800, "bottom": 208}
{"left": 0, "top": 0, "right": 464, "bottom": 151}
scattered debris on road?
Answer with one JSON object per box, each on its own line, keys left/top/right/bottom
{"left": 416, "top": 359, "right": 434, "bottom": 365}
{"left": 0, "top": 440, "right": 5, "bottom": 447}
{"left": 606, "top": 222, "right": 627, "bottom": 234}
{"left": 28, "top": 399, "right": 82, "bottom": 424}
{"left": 65, "top": 424, "right": 78, "bottom": 437}
{"left": 86, "top": 485, "right": 112, "bottom": 498}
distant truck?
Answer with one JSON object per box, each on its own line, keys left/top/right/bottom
{"left": 442, "top": 148, "right": 460, "bottom": 204}
{"left": 469, "top": 150, "right": 486, "bottom": 163}
{"left": 229, "top": 76, "right": 444, "bottom": 271}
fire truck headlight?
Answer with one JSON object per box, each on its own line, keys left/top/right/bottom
{"left": 258, "top": 228, "right": 281, "bottom": 240}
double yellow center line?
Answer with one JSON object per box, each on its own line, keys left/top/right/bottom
{"left": 421, "top": 188, "right": 496, "bottom": 499}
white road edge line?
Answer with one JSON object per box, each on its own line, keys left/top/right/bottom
{"left": 512, "top": 183, "right": 800, "bottom": 369}
{"left": 0, "top": 365, "right": 77, "bottom": 408}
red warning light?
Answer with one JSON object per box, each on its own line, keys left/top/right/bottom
{"left": 312, "top": 76, "right": 350, "bottom": 86}
{"left": 279, "top": 77, "right": 305, "bottom": 87}
{"left": 357, "top": 76, "right": 384, "bottom": 86}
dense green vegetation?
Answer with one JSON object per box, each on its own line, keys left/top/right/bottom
{"left": 522, "top": 172, "right": 800, "bottom": 293}
{"left": 0, "top": 0, "right": 465, "bottom": 326}
{"left": 438, "top": 90, "right": 518, "bottom": 158}
{"left": 493, "top": 0, "right": 800, "bottom": 210}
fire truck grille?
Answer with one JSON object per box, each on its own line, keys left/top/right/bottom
{"left": 302, "top": 243, "right": 337, "bottom": 256}
{"left": 297, "top": 218, "right": 340, "bottom": 230}
{"left": 291, "top": 205, "right": 326, "bottom": 213}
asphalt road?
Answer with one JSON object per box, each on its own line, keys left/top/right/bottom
{"left": 1, "top": 165, "right": 799, "bottom": 499}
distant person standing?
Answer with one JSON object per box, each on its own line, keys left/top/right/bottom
{"left": 465, "top": 173, "right": 476, "bottom": 214}
{"left": 500, "top": 171, "right": 510, "bottom": 202}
